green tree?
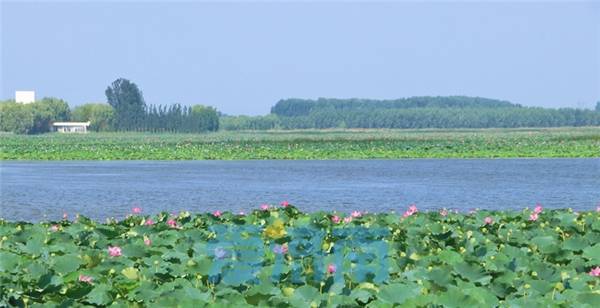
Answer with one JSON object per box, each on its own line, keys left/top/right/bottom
{"left": 30, "top": 97, "right": 71, "bottom": 133}
{"left": 105, "top": 78, "right": 146, "bottom": 130}
{"left": 72, "top": 103, "right": 114, "bottom": 131}
{"left": 595, "top": 101, "right": 600, "bottom": 112}
{"left": 0, "top": 101, "right": 34, "bottom": 134}
{"left": 191, "top": 105, "right": 219, "bottom": 132}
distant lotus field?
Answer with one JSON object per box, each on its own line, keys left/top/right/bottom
{"left": 1, "top": 204, "right": 599, "bottom": 307}
{"left": 1, "top": 127, "right": 599, "bottom": 160}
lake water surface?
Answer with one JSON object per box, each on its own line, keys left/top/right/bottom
{"left": 1, "top": 159, "right": 599, "bottom": 221}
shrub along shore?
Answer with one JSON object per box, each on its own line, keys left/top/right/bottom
{"left": 1, "top": 127, "right": 599, "bottom": 160}
{"left": 0, "top": 205, "right": 599, "bottom": 306}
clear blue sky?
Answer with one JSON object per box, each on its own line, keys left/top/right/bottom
{"left": 2, "top": 1, "right": 599, "bottom": 115}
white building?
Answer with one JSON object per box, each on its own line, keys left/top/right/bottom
{"left": 53, "top": 122, "right": 91, "bottom": 133}
{"left": 15, "top": 91, "right": 35, "bottom": 104}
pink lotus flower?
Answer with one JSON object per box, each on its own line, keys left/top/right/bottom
{"left": 213, "top": 210, "right": 222, "bottom": 218}
{"left": 132, "top": 207, "right": 142, "bottom": 214}
{"left": 108, "top": 246, "right": 122, "bottom": 257}
{"left": 440, "top": 209, "right": 448, "bottom": 217}
{"left": 589, "top": 266, "right": 600, "bottom": 277}
{"left": 351, "top": 211, "right": 362, "bottom": 218}
{"left": 145, "top": 218, "right": 155, "bottom": 226}
{"left": 331, "top": 215, "right": 341, "bottom": 224}
{"left": 280, "top": 201, "right": 289, "bottom": 207}
{"left": 144, "top": 237, "right": 151, "bottom": 246}
{"left": 273, "top": 244, "right": 288, "bottom": 255}
{"left": 534, "top": 204, "right": 543, "bottom": 214}
{"left": 62, "top": 212, "right": 68, "bottom": 220}
{"left": 529, "top": 212, "right": 539, "bottom": 221}
{"left": 49, "top": 225, "right": 59, "bottom": 232}
{"left": 484, "top": 217, "right": 493, "bottom": 225}
{"left": 238, "top": 211, "right": 245, "bottom": 216}
{"left": 596, "top": 205, "right": 600, "bottom": 213}
{"left": 327, "top": 264, "right": 337, "bottom": 274}
{"left": 402, "top": 204, "right": 418, "bottom": 218}
{"left": 166, "top": 219, "right": 177, "bottom": 228}
{"left": 78, "top": 274, "right": 93, "bottom": 284}
{"left": 260, "top": 204, "right": 270, "bottom": 211}
{"left": 343, "top": 217, "right": 353, "bottom": 223}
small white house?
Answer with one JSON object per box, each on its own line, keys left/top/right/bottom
{"left": 53, "top": 122, "right": 91, "bottom": 133}
{"left": 15, "top": 91, "right": 35, "bottom": 104}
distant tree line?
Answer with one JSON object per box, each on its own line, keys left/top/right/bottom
{"left": 2, "top": 82, "right": 599, "bottom": 134}
{"left": 256, "top": 97, "right": 600, "bottom": 130}
{"left": 217, "top": 97, "right": 600, "bottom": 131}
{"left": 271, "top": 96, "right": 517, "bottom": 117}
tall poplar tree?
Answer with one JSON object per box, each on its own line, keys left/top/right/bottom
{"left": 105, "top": 78, "right": 146, "bottom": 130}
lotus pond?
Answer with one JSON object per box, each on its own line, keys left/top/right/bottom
{"left": 1, "top": 205, "right": 599, "bottom": 307}
{"left": 2, "top": 127, "right": 600, "bottom": 160}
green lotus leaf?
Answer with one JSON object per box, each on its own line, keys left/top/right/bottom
{"left": 377, "top": 283, "right": 421, "bottom": 304}
{"left": 0, "top": 251, "right": 21, "bottom": 272}
{"left": 52, "top": 254, "right": 82, "bottom": 275}
{"left": 435, "top": 286, "right": 481, "bottom": 307}
{"left": 20, "top": 236, "right": 45, "bottom": 256}
{"left": 122, "top": 267, "right": 139, "bottom": 280}
{"left": 122, "top": 244, "right": 148, "bottom": 258}
{"left": 576, "top": 292, "right": 600, "bottom": 306}
{"left": 289, "top": 285, "right": 321, "bottom": 307}
{"left": 94, "top": 226, "right": 120, "bottom": 239}
{"left": 529, "top": 280, "right": 553, "bottom": 294}
{"left": 182, "top": 285, "right": 211, "bottom": 302}
{"left": 438, "top": 250, "right": 462, "bottom": 265}
{"left": 582, "top": 244, "right": 600, "bottom": 264}
{"left": 459, "top": 284, "right": 499, "bottom": 306}
{"left": 222, "top": 265, "right": 255, "bottom": 286}
{"left": 531, "top": 235, "right": 559, "bottom": 254}
{"left": 427, "top": 267, "right": 453, "bottom": 286}
{"left": 65, "top": 283, "right": 93, "bottom": 299}
{"left": 453, "top": 262, "right": 491, "bottom": 285}
{"left": 214, "top": 288, "right": 246, "bottom": 305}
{"left": 37, "top": 273, "right": 63, "bottom": 290}
{"left": 129, "top": 281, "right": 160, "bottom": 302}
{"left": 563, "top": 236, "right": 588, "bottom": 251}
{"left": 86, "top": 284, "right": 113, "bottom": 306}
{"left": 25, "top": 262, "right": 48, "bottom": 281}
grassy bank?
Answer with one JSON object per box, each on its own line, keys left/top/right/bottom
{"left": 1, "top": 127, "right": 599, "bottom": 160}
{"left": 1, "top": 205, "right": 599, "bottom": 306}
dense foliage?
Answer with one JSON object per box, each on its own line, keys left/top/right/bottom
{"left": 72, "top": 104, "right": 114, "bottom": 132}
{"left": 0, "top": 98, "right": 70, "bottom": 134}
{"left": 264, "top": 97, "right": 600, "bottom": 130}
{"left": 1, "top": 128, "right": 599, "bottom": 160}
{"left": 106, "top": 79, "right": 147, "bottom": 131}
{"left": 271, "top": 97, "right": 517, "bottom": 117}
{"left": 144, "top": 104, "right": 219, "bottom": 133}
{"left": 105, "top": 78, "right": 219, "bottom": 133}
{"left": 1, "top": 205, "right": 598, "bottom": 306}
{"left": 220, "top": 115, "right": 280, "bottom": 131}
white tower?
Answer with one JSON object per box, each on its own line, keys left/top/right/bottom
{"left": 15, "top": 91, "right": 35, "bottom": 104}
